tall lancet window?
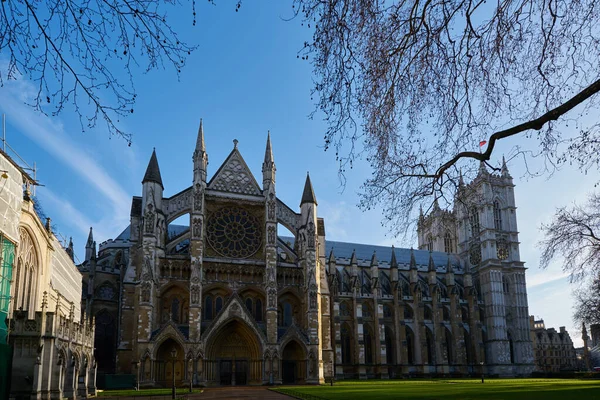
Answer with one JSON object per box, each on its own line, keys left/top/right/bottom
{"left": 427, "top": 235, "right": 433, "bottom": 252}
{"left": 469, "top": 207, "right": 480, "bottom": 237}
{"left": 493, "top": 200, "right": 503, "bottom": 230}
{"left": 444, "top": 232, "right": 453, "bottom": 253}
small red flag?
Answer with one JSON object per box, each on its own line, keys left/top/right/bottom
{"left": 479, "top": 140, "right": 487, "bottom": 147}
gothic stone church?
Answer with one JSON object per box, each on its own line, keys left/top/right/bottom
{"left": 78, "top": 122, "right": 534, "bottom": 387}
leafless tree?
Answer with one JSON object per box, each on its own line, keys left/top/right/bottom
{"left": 540, "top": 192, "right": 600, "bottom": 281}
{"left": 294, "top": 0, "right": 600, "bottom": 234}
{"left": 0, "top": 0, "right": 200, "bottom": 144}
{"left": 573, "top": 277, "right": 600, "bottom": 326}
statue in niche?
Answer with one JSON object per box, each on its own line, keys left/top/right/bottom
{"left": 193, "top": 217, "right": 202, "bottom": 238}
{"left": 307, "top": 221, "right": 315, "bottom": 249}
{"left": 267, "top": 226, "right": 276, "bottom": 245}
{"left": 191, "top": 286, "right": 200, "bottom": 304}
{"left": 144, "top": 204, "right": 155, "bottom": 234}
{"left": 268, "top": 196, "right": 276, "bottom": 220}
{"left": 194, "top": 183, "right": 203, "bottom": 211}
{"left": 268, "top": 288, "right": 277, "bottom": 308}
{"left": 141, "top": 283, "right": 151, "bottom": 303}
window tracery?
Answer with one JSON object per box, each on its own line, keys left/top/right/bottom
{"left": 493, "top": 200, "right": 503, "bottom": 230}
{"left": 16, "top": 227, "right": 38, "bottom": 312}
{"left": 206, "top": 207, "right": 262, "bottom": 259}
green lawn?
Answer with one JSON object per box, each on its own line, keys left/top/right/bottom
{"left": 98, "top": 388, "right": 203, "bottom": 397}
{"left": 271, "top": 379, "right": 600, "bottom": 400}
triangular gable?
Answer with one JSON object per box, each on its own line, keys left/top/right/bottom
{"left": 201, "top": 293, "right": 267, "bottom": 345}
{"left": 208, "top": 148, "right": 262, "bottom": 196}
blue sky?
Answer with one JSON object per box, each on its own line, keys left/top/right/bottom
{"left": 0, "top": 1, "right": 596, "bottom": 346}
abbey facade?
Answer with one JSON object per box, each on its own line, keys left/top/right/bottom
{"left": 79, "top": 122, "right": 534, "bottom": 387}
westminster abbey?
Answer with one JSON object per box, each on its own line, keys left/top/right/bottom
{"left": 78, "top": 122, "right": 534, "bottom": 387}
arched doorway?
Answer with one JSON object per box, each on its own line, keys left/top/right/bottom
{"left": 155, "top": 339, "right": 184, "bottom": 387}
{"left": 205, "top": 319, "right": 262, "bottom": 386}
{"left": 281, "top": 340, "right": 305, "bottom": 384}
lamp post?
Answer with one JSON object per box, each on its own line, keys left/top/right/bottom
{"left": 171, "top": 349, "right": 177, "bottom": 400}
{"left": 188, "top": 355, "right": 193, "bottom": 393}
{"left": 480, "top": 361, "right": 484, "bottom": 384}
{"left": 133, "top": 361, "right": 140, "bottom": 391}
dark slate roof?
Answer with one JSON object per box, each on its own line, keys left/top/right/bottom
{"left": 279, "top": 236, "right": 461, "bottom": 271}
{"left": 142, "top": 149, "right": 164, "bottom": 189}
{"left": 115, "top": 226, "right": 130, "bottom": 241}
{"left": 300, "top": 174, "right": 317, "bottom": 206}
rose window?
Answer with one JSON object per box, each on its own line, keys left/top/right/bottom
{"left": 207, "top": 207, "right": 262, "bottom": 258}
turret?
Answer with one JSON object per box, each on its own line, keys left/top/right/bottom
{"left": 84, "top": 227, "right": 94, "bottom": 262}
{"left": 262, "top": 131, "right": 276, "bottom": 190}
{"left": 193, "top": 119, "right": 208, "bottom": 183}
{"left": 142, "top": 148, "right": 164, "bottom": 212}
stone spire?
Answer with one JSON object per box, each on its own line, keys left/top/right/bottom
{"left": 445, "top": 254, "right": 455, "bottom": 286}
{"left": 390, "top": 246, "right": 398, "bottom": 269}
{"left": 350, "top": 249, "right": 357, "bottom": 266}
{"left": 477, "top": 160, "right": 488, "bottom": 177}
{"left": 390, "top": 245, "right": 398, "bottom": 282}
{"left": 501, "top": 156, "right": 511, "bottom": 178}
{"left": 409, "top": 247, "right": 418, "bottom": 283}
{"left": 66, "top": 237, "right": 74, "bottom": 262}
{"left": 428, "top": 251, "right": 436, "bottom": 272}
{"left": 370, "top": 251, "right": 378, "bottom": 267}
{"left": 142, "top": 148, "right": 164, "bottom": 189}
{"left": 85, "top": 227, "right": 94, "bottom": 262}
{"left": 194, "top": 119, "right": 208, "bottom": 183}
{"left": 328, "top": 248, "right": 336, "bottom": 274}
{"left": 409, "top": 248, "right": 417, "bottom": 270}
{"left": 196, "top": 118, "right": 206, "bottom": 153}
{"left": 262, "top": 131, "right": 276, "bottom": 190}
{"left": 300, "top": 173, "right": 318, "bottom": 206}
{"left": 446, "top": 254, "right": 453, "bottom": 273}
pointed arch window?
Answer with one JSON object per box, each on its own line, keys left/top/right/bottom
{"left": 469, "top": 207, "right": 480, "bottom": 237}
{"left": 283, "top": 302, "right": 293, "bottom": 327}
{"left": 426, "top": 235, "right": 433, "bottom": 252}
{"left": 255, "top": 299, "right": 263, "bottom": 322}
{"left": 364, "top": 325, "right": 374, "bottom": 364}
{"left": 406, "top": 326, "right": 415, "bottom": 365}
{"left": 215, "top": 296, "right": 223, "bottom": 315}
{"left": 493, "top": 200, "right": 503, "bottom": 230}
{"left": 245, "top": 298, "right": 253, "bottom": 313}
{"left": 16, "top": 227, "right": 38, "bottom": 314}
{"left": 444, "top": 232, "right": 454, "bottom": 253}
{"left": 171, "top": 298, "right": 180, "bottom": 323}
{"left": 204, "top": 296, "right": 213, "bottom": 320}
{"left": 341, "top": 323, "right": 352, "bottom": 364}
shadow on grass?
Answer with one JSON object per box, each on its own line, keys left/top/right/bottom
{"left": 272, "top": 379, "right": 600, "bottom": 400}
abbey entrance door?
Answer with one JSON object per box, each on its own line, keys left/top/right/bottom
{"left": 207, "top": 320, "right": 263, "bottom": 385}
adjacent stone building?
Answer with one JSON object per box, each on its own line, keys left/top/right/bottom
{"left": 529, "top": 317, "right": 577, "bottom": 372}
{"left": 0, "top": 149, "right": 96, "bottom": 399}
{"left": 80, "top": 123, "right": 534, "bottom": 387}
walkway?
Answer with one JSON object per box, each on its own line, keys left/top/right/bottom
{"left": 192, "top": 387, "right": 292, "bottom": 399}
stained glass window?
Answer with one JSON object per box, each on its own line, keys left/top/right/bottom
{"left": 206, "top": 207, "right": 262, "bottom": 258}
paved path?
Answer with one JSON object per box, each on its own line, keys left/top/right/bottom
{"left": 191, "top": 387, "right": 292, "bottom": 399}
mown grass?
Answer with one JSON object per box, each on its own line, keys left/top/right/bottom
{"left": 272, "top": 378, "right": 600, "bottom": 400}
{"left": 97, "top": 388, "right": 203, "bottom": 397}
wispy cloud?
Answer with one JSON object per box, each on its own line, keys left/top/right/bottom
{"left": 527, "top": 270, "right": 569, "bottom": 289}
{"left": 0, "top": 78, "right": 130, "bottom": 213}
